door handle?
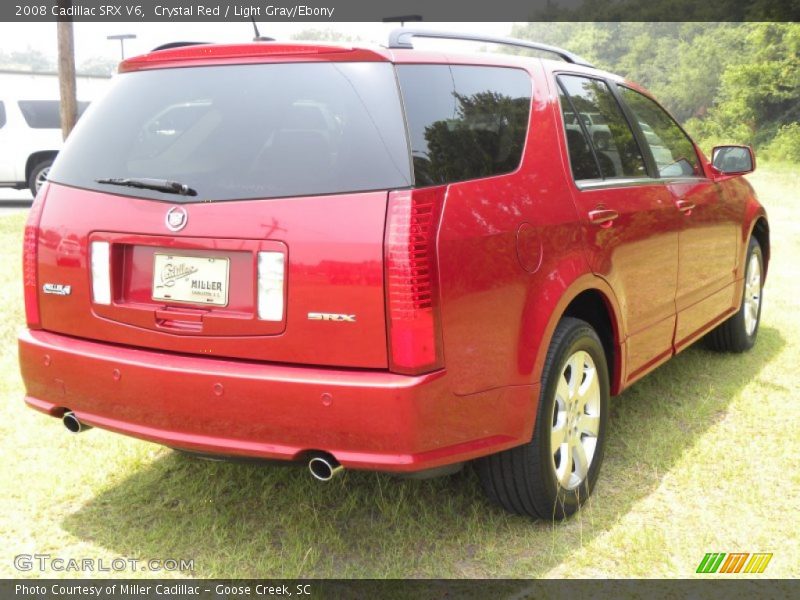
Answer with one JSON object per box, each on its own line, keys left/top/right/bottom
{"left": 588, "top": 208, "right": 619, "bottom": 227}
{"left": 676, "top": 199, "right": 695, "bottom": 214}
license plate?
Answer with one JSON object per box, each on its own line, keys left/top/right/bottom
{"left": 152, "top": 253, "right": 230, "bottom": 306}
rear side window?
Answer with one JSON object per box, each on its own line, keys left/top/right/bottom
{"left": 0, "top": 102, "right": 5, "bottom": 128}
{"left": 49, "top": 63, "right": 413, "bottom": 202}
{"left": 397, "top": 65, "right": 531, "bottom": 186}
{"left": 559, "top": 93, "right": 601, "bottom": 180}
{"left": 558, "top": 75, "right": 647, "bottom": 181}
{"left": 617, "top": 86, "right": 702, "bottom": 178}
{"left": 18, "top": 100, "right": 89, "bottom": 129}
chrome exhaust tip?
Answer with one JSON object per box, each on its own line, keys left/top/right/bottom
{"left": 63, "top": 411, "right": 91, "bottom": 433}
{"left": 308, "top": 455, "right": 343, "bottom": 482}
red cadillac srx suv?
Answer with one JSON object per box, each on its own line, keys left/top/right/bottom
{"left": 19, "top": 30, "right": 769, "bottom": 519}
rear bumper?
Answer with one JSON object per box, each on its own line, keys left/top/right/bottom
{"left": 19, "top": 329, "right": 535, "bottom": 472}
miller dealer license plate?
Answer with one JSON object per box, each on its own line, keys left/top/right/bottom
{"left": 152, "top": 253, "right": 230, "bottom": 306}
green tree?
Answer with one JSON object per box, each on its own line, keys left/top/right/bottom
{"left": 511, "top": 22, "right": 800, "bottom": 161}
{"left": 688, "top": 24, "right": 800, "bottom": 149}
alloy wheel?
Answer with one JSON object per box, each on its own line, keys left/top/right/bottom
{"left": 743, "top": 252, "right": 762, "bottom": 336}
{"left": 551, "top": 350, "right": 601, "bottom": 490}
{"left": 34, "top": 167, "right": 50, "bottom": 194}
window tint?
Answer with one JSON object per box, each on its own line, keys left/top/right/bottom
{"left": 397, "top": 65, "right": 531, "bottom": 186}
{"left": 0, "top": 102, "right": 5, "bottom": 128}
{"left": 48, "top": 63, "right": 412, "bottom": 202}
{"left": 18, "top": 100, "right": 89, "bottom": 129}
{"left": 558, "top": 75, "right": 646, "bottom": 180}
{"left": 618, "top": 86, "right": 702, "bottom": 177}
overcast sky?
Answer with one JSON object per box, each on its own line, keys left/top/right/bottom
{"left": 0, "top": 22, "right": 515, "bottom": 64}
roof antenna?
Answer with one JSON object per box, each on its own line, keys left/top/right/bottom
{"left": 382, "top": 15, "right": 423, "bottom": 27}
{"left": 251, "top": 17, "right": 275, "bottom": 42}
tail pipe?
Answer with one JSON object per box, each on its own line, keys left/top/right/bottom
{"left": 62, "top": 411, "right": 92, "bottom": 434}
{"left": 308, "top": 454, "right": 343, "bottom": 482}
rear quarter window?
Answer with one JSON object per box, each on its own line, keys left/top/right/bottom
{"left": 396, "top": 65, "right": 532, "bottom": 186}
{"left": 0, "top": 102, "right": 5, "bottom": 128}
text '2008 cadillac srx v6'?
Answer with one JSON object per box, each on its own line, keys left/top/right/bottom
{"left": 19, "top": 31, "right": 768, "bottom": 519}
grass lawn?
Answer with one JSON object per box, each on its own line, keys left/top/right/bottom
{"left": 1, "top": 164, "right": 798, "bottom": 579}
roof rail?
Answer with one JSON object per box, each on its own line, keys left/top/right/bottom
{"left": 387, "top": 29, "right": 594, "bottom": 68}
{"left": 151, "top": 41, "right": 209, "bottom": 52}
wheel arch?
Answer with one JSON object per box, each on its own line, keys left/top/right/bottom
{"left": 562, "top": 289, "right": 623, "bottom": 395}
{"left": 522, "top": 273, "right": 626, "bottom": 397}
{"left": 25, "top": 150, "right": 58, "bottom": 183}
{"left": 750, "top": 216, "right": 770, "bottom": 279}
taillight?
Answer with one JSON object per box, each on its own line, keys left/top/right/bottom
{"left": 23, "top": 184, "right": 48, "bottom": 329}
{"left": 384, "top": 186, "right": 446, "bottom": 374}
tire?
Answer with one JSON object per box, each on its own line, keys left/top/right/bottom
{"left": 705, "top": 237, "right": 763, "bottom": 353}
{"left": 476, "top": 317, "right": 609, "bottom": 519}
{"left": 28, "top": 159, "right": 53, "bottom": 196}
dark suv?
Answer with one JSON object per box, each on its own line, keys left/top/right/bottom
{"left": 19, "top": 30, "right": 768, "bottom": 519}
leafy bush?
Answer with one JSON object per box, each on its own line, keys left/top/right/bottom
{"left": 761, "top": 123, "right": 800, "bottom": 163}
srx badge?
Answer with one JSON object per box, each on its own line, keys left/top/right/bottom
{"left": 308, "top": 312, "right": 356, "bottom": 322}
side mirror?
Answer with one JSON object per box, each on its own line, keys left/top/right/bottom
{"left": 711, "top": 145, "right": 755, "bottom": 175}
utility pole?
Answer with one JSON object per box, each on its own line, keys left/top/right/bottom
{"left": 57, "top": 1, "right": 78, "bottom": 140}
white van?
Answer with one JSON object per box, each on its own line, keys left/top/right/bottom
{"left": 0, "top": 70, "right": 110, "bottom": 195}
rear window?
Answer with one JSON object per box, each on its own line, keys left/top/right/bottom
{"left": 48, "top": 63, "right": 412, "bottom": 202}
{"left": 18, "top": 100, "right": 89, "bottom": 129}
{"left": 396, "top": 65, "right": 531, "bottom": 186}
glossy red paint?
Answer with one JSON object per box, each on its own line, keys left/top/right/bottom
{"left": 20, "top": 328, "right": 534, "bottom": 470}
{"left": 119, "top": 44, "right": 390, "bottom": 73}
{"left": 34, "top": 185, "right": 389, "bottom": 368}
{"left": 19, "top": 42, "right": 768, "bottom": 472}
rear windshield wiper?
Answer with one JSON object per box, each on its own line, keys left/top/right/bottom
{"left": 95, "top": 177, "right": 197, "bottom": 197}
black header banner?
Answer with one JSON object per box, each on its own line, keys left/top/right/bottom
{"left": 3, "top": 0, "right": 800, "bottom": 22}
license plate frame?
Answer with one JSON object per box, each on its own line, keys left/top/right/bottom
{"left": 152, "top": 253, "right": 230, "bottom": 307}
